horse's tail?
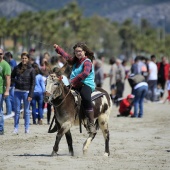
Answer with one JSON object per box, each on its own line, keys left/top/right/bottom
{"left": 95, "top": 119, "right": 99, "bottom": 130}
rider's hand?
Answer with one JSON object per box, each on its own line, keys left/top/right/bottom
{"left": 70, "top": 81, "right": 83, "bottom": 89}
{"left": 53, "top": 44, "right": 58, "bottom": 49}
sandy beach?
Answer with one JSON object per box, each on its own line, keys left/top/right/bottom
{"left": 0, "top": 63, "right": 170, "bottom": 170}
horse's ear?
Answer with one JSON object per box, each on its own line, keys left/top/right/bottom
{"left": 60, "top": 62, "right": 68, "bottom": 73}
{"left": 44, "top": 61, "right": 52, "bottom": 71}
{"left": 59, "top": 62, "right": 72, "bottom": 78}
{"left": 60, "top": 63, "right": 67, "bottom": 73}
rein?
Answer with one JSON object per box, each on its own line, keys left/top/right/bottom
{"left": 52, "top": 85, "right": 73, "bottom": 108}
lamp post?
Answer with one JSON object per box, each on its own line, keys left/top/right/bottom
{"left": 136, "top": 12, "right": 142, "bottom": 34}
{"left": 157, "top": 15, "right": 166, "bottom": 43}
{"left": 160, "top": 15, "right": 165, "bottom": 42}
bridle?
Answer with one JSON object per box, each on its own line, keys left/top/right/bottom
{"left": 52, "top": 85, "right": 73, "bottom": 108}
{"left": 45, "top": 73, "right": 73, "bottom": 107}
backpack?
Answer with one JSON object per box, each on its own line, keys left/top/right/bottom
{"left": 128, "top": 74, "right": 145, "bottom": 88}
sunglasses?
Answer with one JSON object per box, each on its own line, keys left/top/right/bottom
{"left": 0, "top": 53, "right": 3, "bottom": 55}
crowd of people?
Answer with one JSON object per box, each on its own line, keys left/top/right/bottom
{"left": 102, "top": 55, "right": 170, "bottom": 118}
{"left": 0, "top": 43, "right": 169, "bottom": 135}
{"left": 0, "top": 47, "right": 70, "bottom": 135}
{"left": 0, "top": 42, "right": 98, "bottom": 136}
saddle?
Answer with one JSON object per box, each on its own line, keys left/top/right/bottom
{"left": 48, "top": 89, "right": 106, "bottom": 133}
{"left": 71, "top": 89, "right": 106, "bottom": 113}
{"left": 72, "top": 89, "right": 106, "bottom": 103}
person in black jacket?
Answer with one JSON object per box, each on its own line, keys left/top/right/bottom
{"left": 11, "top": 52, "right": 35, "bottom": 134}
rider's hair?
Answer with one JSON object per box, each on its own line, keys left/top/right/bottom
{"left": 68, "top": 42, "right": 94, "bottom": 65}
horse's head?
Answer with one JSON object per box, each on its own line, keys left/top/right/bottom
{"left": 44, "top": 64, "right": 68, "bottom": 103}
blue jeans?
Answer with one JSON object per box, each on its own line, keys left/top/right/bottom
{"left": 0, "top": 94, "right": 4, "bottom": 132}
{"left": 31, "top": 92, "right": 44, "bottom": 123}
{"left": 3, "top": 87, "right": 15, "bottom": 115}
{"left": 134, "top": 85, "right": 148, "bottom": 117}
{"left": 10, "top": 86, "right": 15, "bottom": 112}
{"left": 4, "top": 95, "right": 12, "bottom": 115}
{"left": 14, "top": 91, "right": 30, "bottom": 130}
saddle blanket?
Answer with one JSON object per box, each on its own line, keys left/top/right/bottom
{"left": 71, "top": 89, "right": 106, "bottom": 103}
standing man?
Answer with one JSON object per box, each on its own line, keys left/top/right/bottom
{"left": 115, "top": 59, "right": 125, "bottom": 99}
{"left": 147, "top": 56, "right": 158, "bottom": 101}
{"left": 0, "top": 48, "right": 11, "bottom": 135}
{"left": 157, "top": 56, "right": 170, "bottom": 99}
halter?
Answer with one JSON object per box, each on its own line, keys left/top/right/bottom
{"left": 46, "top": 73, "right": 72, "bottom": 107}
{"left": 51, "top": 84, "right": 73, "bottom": 108}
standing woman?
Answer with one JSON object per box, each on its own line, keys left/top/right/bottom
{"left": 132, "top": 81, "right": 148, "bottom": 118}
{"left": 39, "top": 52, "right": 53, "bottom": 125}
{"left": 53, "top": 42, "right": 96, "bottom": 136}
{"left": 11, "top": 53, "right": 35, "bottom": 134}
{"left": 31, "top": 63, "right": 45, "bottom": 125}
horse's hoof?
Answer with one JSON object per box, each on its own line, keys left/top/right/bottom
{"left": 104, "top": 152, "right": 109, "bottom": 157}
{"left": 83, "top": 149, "right": 87, "bottom": 155}
{"left": 51, "top": 150, "right": 58, "bottom": 156}
{"left": 69, "top": 151, "right": 74, "bottom": 156}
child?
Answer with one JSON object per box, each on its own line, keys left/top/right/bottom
{"left": 155, "top": 84, "right": 164, "bottom": 102}
{"left": 117, "top": 94, "right": 134, "bottom": 117}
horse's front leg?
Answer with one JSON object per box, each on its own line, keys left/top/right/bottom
{"left": 51, "top": 121, "right": 72, "bottom": 156}
{"left": 65, "top": 130, "right": 74, "bottom": 156}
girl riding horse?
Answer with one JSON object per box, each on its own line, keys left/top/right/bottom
{"left": 53, "top": 42, "right": 96, "bottom": 136}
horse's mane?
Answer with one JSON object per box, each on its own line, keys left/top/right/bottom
{"left": 44, "top": 60, "right": 72, "bottom": 78}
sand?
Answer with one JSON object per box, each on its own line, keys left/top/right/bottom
{"left": 0, "top": 64, "right": 170, "bottom": 170}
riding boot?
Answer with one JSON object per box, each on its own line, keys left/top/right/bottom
{"left": 85, "top": 110, "right": 96, "bottom": 136}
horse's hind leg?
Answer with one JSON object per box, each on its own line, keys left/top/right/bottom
{"left": 98, "top": 114, "right": 110, "bottom": 156}
{"left": 65, "top": 130, "right": 74, "bottom": 156}
{"left": 51, "top": 121, "right": 72, "bottom": 156}
{"left": 83, "top": 130, "right": 96, "bottom": 154}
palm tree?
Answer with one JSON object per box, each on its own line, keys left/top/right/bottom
{"left": 7, "top": 17, "right": 21, "bottom": 53}
{"left": 119, "top": 19, "right": 137, "bottom": 58}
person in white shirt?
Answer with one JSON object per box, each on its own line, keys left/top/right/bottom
{"left": 147, "top": 56, "right": 158, "bottom": 101}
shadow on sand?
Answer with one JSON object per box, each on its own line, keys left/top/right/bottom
{"left": 13, "top": 153, "right": 68, "bottom": 157}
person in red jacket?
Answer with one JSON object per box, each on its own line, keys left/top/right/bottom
{"left": 117, "top": 94, "right": 134, "bottom": 117}
{"left": 157, "top": 56, "right": 170, "bottom": 99}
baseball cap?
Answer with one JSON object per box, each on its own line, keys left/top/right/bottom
{"left": 127, "top": 94, "right": 135, "bottom": 99}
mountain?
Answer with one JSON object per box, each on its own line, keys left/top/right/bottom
{"left": 0, "top": 0, "right": 35, "bottom": 18}
{"left": 106, "top": 2, "right": 170, "bottom": 32}
{"left": 0, "top": 0, "right": 170, "bottom": 30}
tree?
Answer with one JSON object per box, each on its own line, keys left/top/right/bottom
{"left": 119, "top": 19, "right": 138, "bottom": 58}
{"left": 7, "top": 17, "right": 21, "bottom": 53}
